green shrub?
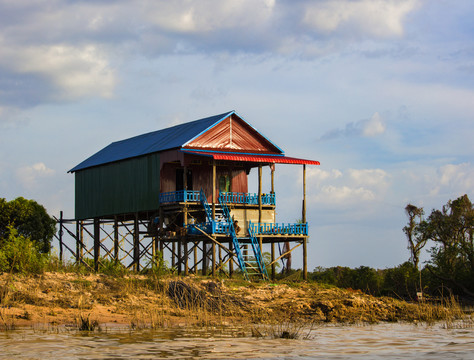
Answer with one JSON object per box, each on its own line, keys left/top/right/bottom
{"left": 0, "top": 226, "right": 48, "bottom": 273}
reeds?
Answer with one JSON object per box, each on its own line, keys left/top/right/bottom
{"left": 76, "top": 313, "right": 100, "bottom": 331}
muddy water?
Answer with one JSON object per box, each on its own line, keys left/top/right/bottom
{"left": 1, "top": 322, "right": 473, "bottom": 359}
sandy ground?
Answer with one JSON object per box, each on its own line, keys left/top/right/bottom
{"left": 0, "top": 272, "right": 460, "bottom": 330}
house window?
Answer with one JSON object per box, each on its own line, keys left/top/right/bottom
{"left": 219, "top": 175, "right": 231, "bottom": 193}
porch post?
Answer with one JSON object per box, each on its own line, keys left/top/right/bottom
{"left": 271, "top": 165, "right": 275, "bottom": 194}
{"left": 258, "top": 165, "right": 263, "bottom": 249}
{"left": 302, "top": 164, "right": 307, "bottom": 280}
{"left": 212, "top": 160, "right": 216, "bottom": 220}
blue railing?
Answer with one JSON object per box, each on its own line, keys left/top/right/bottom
{"left": 188, "top": 221, "right": 308, "bottom": 236}
{"left": 161, "top": 191, "right": 276, "bottom": 205}
{"left": 218, "top": 192, "right": 275, "bottom": 205}
{"left": 186, "top": 221, "right": 233, "bottom": 235}
{"left": 248, "top": 221, "right": 308, "bottom": 236}
{"left": 159, "top": 190, "right": 201, "bottom": 203}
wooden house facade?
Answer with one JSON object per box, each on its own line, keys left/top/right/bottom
{"left": 68, "top": 111, "right": 319, "bottom": 280}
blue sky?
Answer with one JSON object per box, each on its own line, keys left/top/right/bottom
{"left": 0, "top": 0, "right": 473, "bottom": 270}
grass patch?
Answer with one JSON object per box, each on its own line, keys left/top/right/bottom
{"left": 76, "top": 314, "right": 100, "bottom": 331}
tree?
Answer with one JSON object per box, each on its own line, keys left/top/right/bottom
{"left": 424, "top": 195, "right": 474, "bottom": 297}
{"left": 403, "top": 204, "right": 427, "bottom": 269}
{"left": 0, "top": 197, "right": 56, "bottom": 253}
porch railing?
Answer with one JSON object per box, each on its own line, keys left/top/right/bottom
{"left": 248, "top": 221, "right": 308, "bottom": 236}
{"left": 186, "top": 221, "right": 233, "bottom": 235}
{"left": 218, "top": 192, "right": 275, "bottom": 206}
{"left": 159, "top": 190, "right": 200, "bottom": 203}
{"left": 160, "top": 190, "right": 276, "bottom": 205}
{"left": 187, "top": 221, "right": 308, "bottom": 236}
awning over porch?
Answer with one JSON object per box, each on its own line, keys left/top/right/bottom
{"left": 181, "top": 150, "right": 320, "bottom": 165}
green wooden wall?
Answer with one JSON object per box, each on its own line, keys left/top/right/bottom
{"left": 75, "top": 153, "right": 160, "bottom": 219}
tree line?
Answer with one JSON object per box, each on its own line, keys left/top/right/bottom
{"left": 311, "top": 194, "right": 473, "bottom": 300}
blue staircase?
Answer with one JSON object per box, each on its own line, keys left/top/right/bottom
{"left": 218, "top": 193, "right": 268, "bottom": 280}
{"left": 197, "top": 189, "right": 268, "bottom": 280}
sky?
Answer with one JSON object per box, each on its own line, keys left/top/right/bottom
{"left": 0, "top": 0, "right": 473, "bottom": 271}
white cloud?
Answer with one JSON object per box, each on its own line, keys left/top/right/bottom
{"left": 307, "top": 167, "right": 389, "bottom": 206}
{"left": 16, "top": 162, "right": 55, "bottom": 190}
{"left": 319, "top": 185, "right": 375, "bottom": 203}
{"left": 142, "top": 0, "right": 275, "bottom": 33}
{"left": 362, "top": 112, "right": 385, "bottom": 137}
{"left": 302, "top": 0, "right": 419, "bottom": 37}
{"left": 0, "top": 42, "right": 116, "bottom": 100}
{"left": 306, "top": 168, "right": 342, "bottom": 182}
{"left": 430, "top": 162, "right": 474, "bottom": 196}
{"left": 349, "top": 168, "right": 389, "bottom": 187}
{"left": 319, "top": 112, "right": 386, "bottom": 140}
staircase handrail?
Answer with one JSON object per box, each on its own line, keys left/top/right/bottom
{"left": 219, "top": 192, "right": 249, "bottom": 279}
{"left": 200, "top": 189, "right": 213, "bottom": 223}
{"left": 248, "top": 222, "right": 269, "bottom": 280}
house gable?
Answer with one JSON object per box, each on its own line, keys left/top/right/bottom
{"left": 183, "top": 113, "right": 282, "bottom": 154}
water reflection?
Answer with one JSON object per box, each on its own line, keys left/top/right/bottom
{"left": 1, "top": 322, "right": 473, "bottom": 359}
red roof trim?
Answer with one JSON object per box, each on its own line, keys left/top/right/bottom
{"left": 182, "top": 150, "right": 320, "bottom": 165}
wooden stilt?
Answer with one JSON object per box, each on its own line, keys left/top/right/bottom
{"left": 184, "top": 240, "right": 189, "bottom": 275}
{"left": 202, "top": 240, "right": 208, "bottom": 276}
{"left": 94, "top": 218, "right": 100, "bottom": 271}
{"left": 183, "top": 206, "right": 188, "bottom": 276}
{"left": 218, "top": 246, "right": 222, "bottom": 273}
{"left": 134, "top": 213, "right": 140, "bottom": 272}
{"left": 59, "top": 211, "right": 64, "bottom": 263}
{"left": 212, "top": 241, "right": 216, "bottom": 276}
{"left": 159, "top": 208, "right": 164, "bottom": 257}
{"left": 114, "top": 216, "right": 119, "bottom": 263}
{"left": 79, "top": 221, "right": 84, "bottom": 261}
{"left": 271, "top": 242, "right": 275, "bottom": 280}
{"left": 229, "top": 240, "right": 234, "bottom": 277}
{"left": 258, "top": 165, "right": 263, "bottom": 250}
{"left": 194, "top": 243, "right": 198, "bottom": 274}
{"left": 178, "top": 238, "right": 182, "bottom": 275}
{"left": 172, "top": 242, "right": 176, "bottom": 269}
{"left": 75, "top": 220, "right": 80, "bottom": 263}
{"left": 302, "top": 164, "right": 307, "bottom": 281}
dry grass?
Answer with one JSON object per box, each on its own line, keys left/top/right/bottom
{"left": 0, "top": 272, "right": 470, "bottom": 333}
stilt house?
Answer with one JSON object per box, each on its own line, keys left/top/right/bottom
{"left": 69, "top": 110, "right": 319, "bottom": 280}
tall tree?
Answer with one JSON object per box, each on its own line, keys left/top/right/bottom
{"left": 403, "top": 204, "right": 427, "bottom": 269}
{"left": 0, "top": 197, "right": 56, "bottom": 253}
{"left": 425, "top": 194, "right": 474, "bottom": 297}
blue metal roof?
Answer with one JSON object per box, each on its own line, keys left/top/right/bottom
{"left": 69, "top": 111, "right": 234, "bottom": 172}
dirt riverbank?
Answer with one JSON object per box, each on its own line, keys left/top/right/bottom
{"left": 0, "top": 272, "right": 462, "bottom": 330}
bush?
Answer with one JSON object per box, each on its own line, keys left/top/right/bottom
{"left": 0, "top": 197, "right": 56, "bottom": 253}
{"left": 381, "top": 261, "right": 420, "bottom": 299}
{"left": 0, "top": 226, "right": 48, "bottom": 273}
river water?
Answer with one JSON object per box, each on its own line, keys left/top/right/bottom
{"left": 1, "top": 322, "right": 473, "bottom": 359}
